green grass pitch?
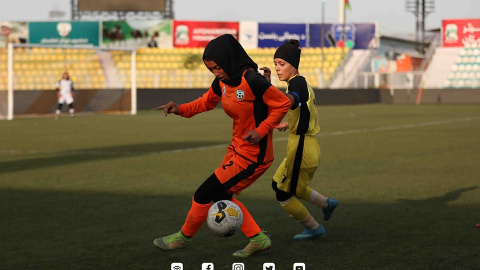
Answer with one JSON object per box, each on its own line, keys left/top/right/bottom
{"left": 1, "top": 104, "right": 479, "bottom": 269}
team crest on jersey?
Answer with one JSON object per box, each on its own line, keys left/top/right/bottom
{"left": 222, "top": 85, "right": 226, "bottom": 96}
{"left": 236, "top": 89, "right": 245, "bottom": 101}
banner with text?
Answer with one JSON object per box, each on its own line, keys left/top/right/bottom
{"left": 442, "top": 19, "right": 480, "bottom": 47}
{"left": 172, "top": 20, "right": 239, "bottom": 48}
{"left": 29, "top": 21, "right": 100, "bottom": 46}
{"left": 309, "top": 23, "right": 376, "bottom": 49}
{"left": 257, "top": 23, "right": 306, "bottom": 48}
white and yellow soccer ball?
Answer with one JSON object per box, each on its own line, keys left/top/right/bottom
{"left": 207, "top": 200, "right": 243, "bottom": 237}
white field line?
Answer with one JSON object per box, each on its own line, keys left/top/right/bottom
{"left": 1, "top": 117, "right": 478, "bottom": 156}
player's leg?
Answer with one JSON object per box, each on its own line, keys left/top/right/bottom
{"left": 217, "top": 154, "right": 272, "bottom": 257}
{"left": 272, "top": 136, "right": 325, "bottom": 239}
{"left": 66, "top": 96, "right": 75, "bottom": 117}
{"left": 55, "top": 98, "right": 64, "bottom": 117}
{"left": 272, "top": 180, "right": 325, "bottom": 240}
{"left": 231, "top": 198, "right": 271, "bottom": 258}
{"left": 298, "top": 135, "right": 339, "bottom": 221}
{"left": 300, "top": 187, "right": 338, "bottom": 221}
{"left": 154, "top": 173, "right": 228, "bottom": 250}
{"left": 68, "top": 103, "right": 74, "bottom": 117}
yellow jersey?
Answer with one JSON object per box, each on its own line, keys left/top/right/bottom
{"left": 286, "top": 75, "right": 320, "bottom": 136}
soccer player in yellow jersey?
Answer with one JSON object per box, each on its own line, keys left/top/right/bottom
{"left": 262, "top": 39, "right": 338, "bottom": 240}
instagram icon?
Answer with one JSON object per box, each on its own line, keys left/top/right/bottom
{"left": 232, "top": 262, "right": 244, "bottom": 270}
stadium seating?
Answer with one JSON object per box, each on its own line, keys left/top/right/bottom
{"left": 1, "top": 46, "right": 349, "bottom": 91}
{"left": 0, "top": 47, "right": 106, "bottom": 91}
{"left": 112, "top": 46, "right": 348, "bottom": 89}
{"left": 443, "top": 44, "right": 480, "bottom": 89}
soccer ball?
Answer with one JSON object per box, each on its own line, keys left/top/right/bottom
{"left": 207, "top": 200, "right": 243, "bottom": 237}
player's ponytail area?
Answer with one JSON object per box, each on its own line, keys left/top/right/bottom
{"left": 0, "top": 104, "right": 479, "bottom": 269}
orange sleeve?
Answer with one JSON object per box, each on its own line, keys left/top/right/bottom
{"left": 255, "top": 86, "right": 291, "bottom": 138}
{"left": 179, "top": 88, "right": 221, "bottom": 118}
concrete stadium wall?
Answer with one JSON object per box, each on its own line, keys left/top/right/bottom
{"left": 378, "top": 89, "right": 480, "bottom": 104}
{"left": 137, "top": 88, "right": 480, "bottom": 109}
{"left": 137, "top": 88, "right": 382, "bottom": 110}
{"left": 6, "top": 88, "right": 480, "bottom": 116}
{"left": 10, "top": 89, "right": 131, "bottom": 115}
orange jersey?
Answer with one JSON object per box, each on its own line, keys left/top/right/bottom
{"left": 179, "top": 69, "right": 291, "bottom": 166}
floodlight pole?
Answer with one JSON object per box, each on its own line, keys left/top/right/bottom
{"left": 406, "top": 0, "right": 435, "bottom": 54}
{"left": 7, "top": 43, "right": 13, "bottom": 120}
{"left": 342, "top": 0, "right": 346, "bottom": 84}
{"left": 131, "top": 50, "right": 137, "bottom": 115}
{"left": 322, "top": 0, "right": 326, "bottom": 88}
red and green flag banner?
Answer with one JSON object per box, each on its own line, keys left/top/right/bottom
{"left": 345, "top": 0, "right": 352, "bottom": 11}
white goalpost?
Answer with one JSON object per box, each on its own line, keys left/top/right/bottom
{"left": 1, "top": 43, "right": 136, "bottom": 120}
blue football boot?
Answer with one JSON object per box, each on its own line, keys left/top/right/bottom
{"left": 322, "top": 198, "right": 339, "bottom": 221}
{"left": 293, "top": 225, "right": 325, "bottom": 240}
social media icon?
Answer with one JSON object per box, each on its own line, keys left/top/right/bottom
{"left": 293, "top": 262, "right": 305, "bottom": 270}
{"left": 232, "top": 262, "right": 244, "bottom": 270}
{"left": 171, "top": 262, "right": 183, "bottom": 270}
{"left": 263, "top": 262, "right": 275, "bottom": 270}
{"left": 202, "top": 262, "right": 214, "bottom": 270}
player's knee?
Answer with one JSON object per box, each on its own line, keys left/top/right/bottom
{"left": 194, "top": 173, "right": 231, "bottom": 204}
{"left": 272, "top": 180, "right": 292, "bottom": 202}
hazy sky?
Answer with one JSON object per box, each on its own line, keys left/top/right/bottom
{"left": 0, "top": 0, "right": 478, "bottom": 37}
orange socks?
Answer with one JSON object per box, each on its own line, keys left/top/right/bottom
{"left": 231, "top": 198, "right": 261, "bottom": 238}
{"left": 181, "top": 198, "right": 211, "bottom": 237}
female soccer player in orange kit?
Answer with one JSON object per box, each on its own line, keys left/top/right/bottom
{"left": 154, "top": 34, "right": 291, "bottom": 257}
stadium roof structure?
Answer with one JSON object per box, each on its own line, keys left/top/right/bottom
{"left": 379, "top": 31, "right": 441, "bottom": 58}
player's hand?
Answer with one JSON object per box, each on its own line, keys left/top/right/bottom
{"left": 259, "top": 67, "right": 271, "bottom": 83}
{"left": 275, "top": 121, "right": 289, "bottom": 132}
{"left": 157, "top": 101, "right": 180, "bottom": 117}
{"left": 242, "top": 130, "right": 261, "bottom": 144}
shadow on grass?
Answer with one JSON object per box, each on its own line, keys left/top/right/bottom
{"left": 396, "top": 186, "right": 478, "bottom": 205}
{"left": 0, "top": 141, "right": 227, "bottom": 174}
{"left": 1, "top": 187, "right": 479, "bottom": 270}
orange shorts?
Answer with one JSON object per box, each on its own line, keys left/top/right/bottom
{"left": 214, "top": 147, "right": 272, "bottom": 195}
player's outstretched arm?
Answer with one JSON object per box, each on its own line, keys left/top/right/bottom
{"left": 157, "top": 101, "right": 180, "bottom": 117}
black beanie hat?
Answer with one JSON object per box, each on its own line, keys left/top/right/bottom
{"left": 274, "top": 39, "right": 301, "bottom": 69}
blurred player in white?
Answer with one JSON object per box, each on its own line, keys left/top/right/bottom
{"left": 55, "top": 72, "right": 75, "bottom": 118}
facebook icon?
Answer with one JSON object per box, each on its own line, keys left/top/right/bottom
{"left": 202, "top": 262, "right": 214, "bottom": 270}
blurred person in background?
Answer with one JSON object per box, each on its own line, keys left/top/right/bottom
{"left": 154, "top": 34, "right": 291, "bottom": 257}
{"left": 147, "top": 36, "right": 157, "bottom": 48}
{"left": 55, "top": 72, "right": 75, "bottom": 118}
{"left": 261, "top": 39, "right": 338, "bottom": 240}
